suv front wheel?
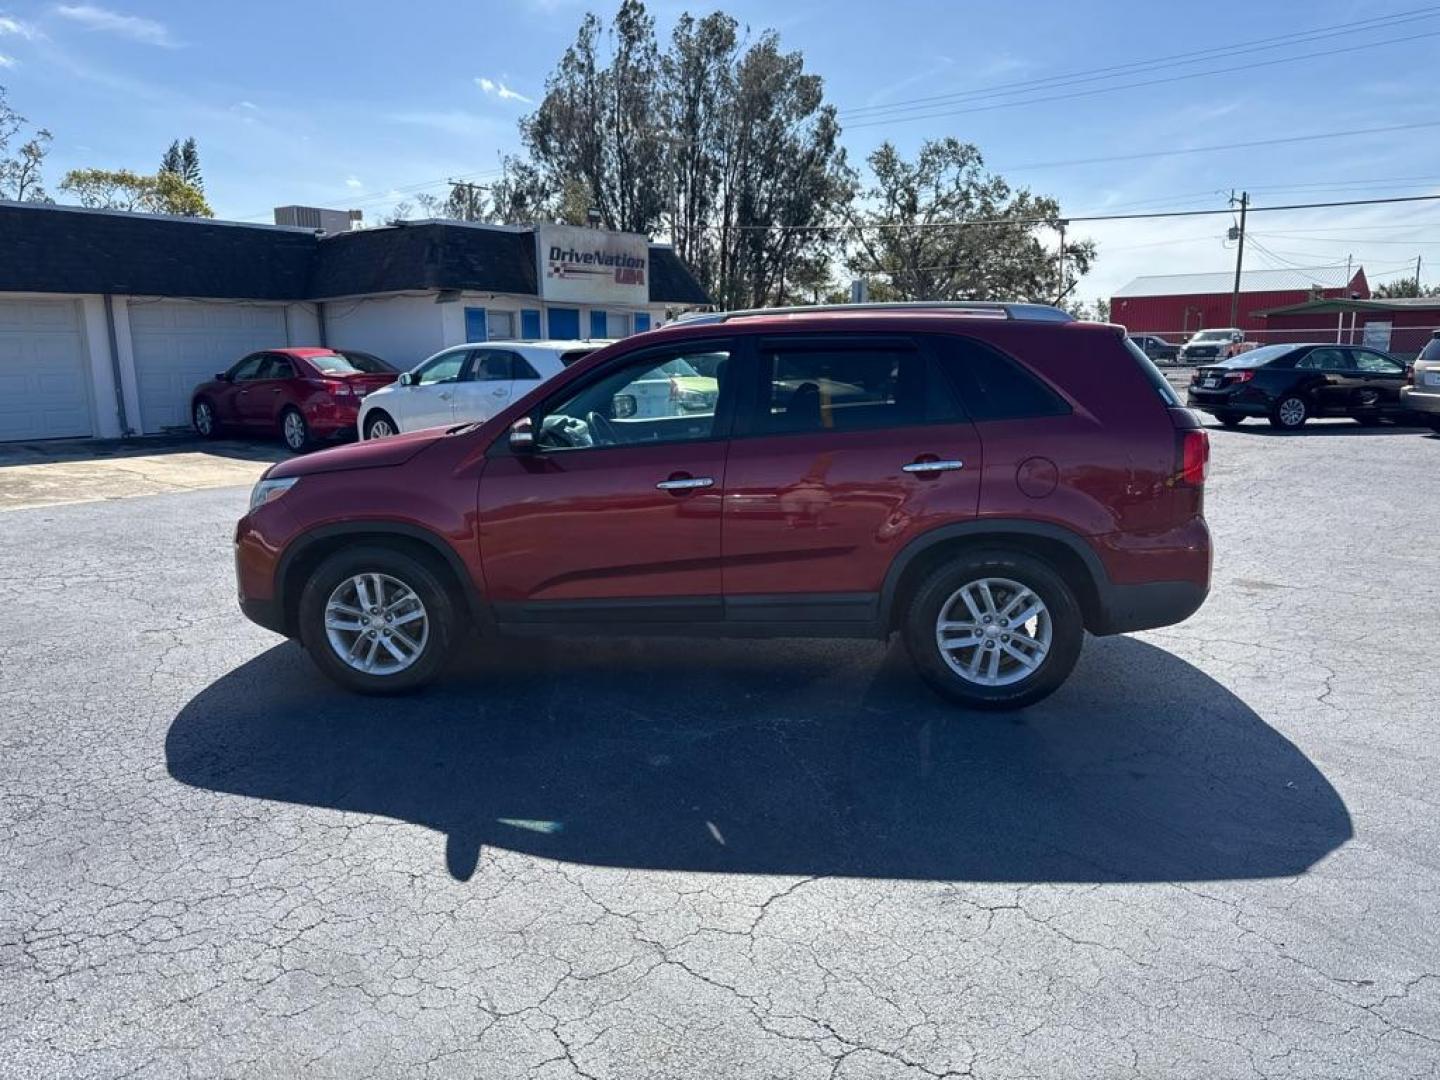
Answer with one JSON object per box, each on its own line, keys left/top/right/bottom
{"left": 297, "top": 546, "right": 458, "bottom": 693}
{"left": 903, "top": 551, "right": 1084, "bottom": 710}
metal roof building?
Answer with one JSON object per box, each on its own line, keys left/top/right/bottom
{"left": 1111, "top": 265, "right": 1369, "bottom": 339}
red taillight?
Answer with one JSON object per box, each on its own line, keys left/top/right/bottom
{"left": 1405, "top": 364, "right": 1415, "bottom": 386}
{"left": 1180, "top": 429, "right": 1210, "bottom": 487}
{"left": 1227, "top": 370, "right": 1255, "bottom": 383}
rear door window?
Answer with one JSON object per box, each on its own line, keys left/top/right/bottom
{"left": 758, "top": 340, "right": 951, "bottom": 433}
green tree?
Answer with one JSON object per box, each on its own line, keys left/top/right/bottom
{"left": 1371, "top": 277, "right": 1440, "bottom": 299}
{"left": 159, "top": 137, "right": 203, "bottom": 191}
{"left": 521, "top": 0, "right": 668, "bottom": 235}
{"left": 0, "top": 87, "right": 53, "bottom": 203}
{"left": 843, "top": 138, "right": 1093, "bottom": 304}
{"left": 514, "top": 2, "right": 849, "bottom": 308}
{"left": 59, "top": 167, "right": 213, "bottom": 217}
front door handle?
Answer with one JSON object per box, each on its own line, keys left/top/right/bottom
{"left": 902, "top": 459, "right": 965, "bottom": 474}
{"left": 439, "top": 392, "right": 453, "bottom": 401}
{"left": 656, "top": 476, "right": 715, "bottom": 491}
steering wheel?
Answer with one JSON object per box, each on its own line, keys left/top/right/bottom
{"left": 585, "top": 411, "right": 619, "bottom": 446}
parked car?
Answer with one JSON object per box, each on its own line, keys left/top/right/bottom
{"left": 1400, "top": 332, "right": 1440, "bottom": 433}
{"left": 1177, "top": 328, "right": 1248, "bottom": 363}
{"left": 234, "top": 301, "right": 1211, "bottom": 711}
{"left": 1186, "top": 342, "right": 1412, "bottom": 429}
{"left": 191, "top": 348, "right": 399, "bottom": 452}
{"left": 1128, "top": 334, "right": 1179, "bottom": 363}
{"left": 357, "top": 340, "right": 607, "bottom": 440}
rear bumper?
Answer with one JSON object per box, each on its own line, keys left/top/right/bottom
{"left": 1092, "top": 580, "right": 1208, "bottom": 635}
{"left": 1400, "top": 387, "right": 1440, "bottom": 415}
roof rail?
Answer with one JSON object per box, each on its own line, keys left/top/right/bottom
{"left": 671, "top": 301, "right": 1074, "bottom": 326}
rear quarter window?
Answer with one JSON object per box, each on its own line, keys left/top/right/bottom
{"left": 1123, "top": 338, "right": 1181, "bottom": 406}
{"left": 931, "top": 335, "right": 1071, "bottom": 421}
{"left": 1419, "top": 335, "right": 1440, "bottom": 364}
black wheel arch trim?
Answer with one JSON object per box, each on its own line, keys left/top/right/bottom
{"left": 274, "top": 521, "right": 490, "bottom": 635}
{"left": 875, "top": 524, "right": 1111, "bottom": 633}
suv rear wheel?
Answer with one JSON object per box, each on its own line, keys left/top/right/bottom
{"left": 903, "top": 551, "right": 1084, "bottom": 710}
{"left": 297, "top": 546, "right": 458, "bottom": 693}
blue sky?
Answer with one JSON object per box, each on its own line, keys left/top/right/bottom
{"left": 3, "top": 0, "right": 1439, "bottom": 304}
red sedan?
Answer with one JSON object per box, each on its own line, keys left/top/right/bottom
{"left": 190, "top": 348, "right": 398, "bottom": 452}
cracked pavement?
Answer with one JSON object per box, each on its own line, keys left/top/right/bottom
{"left": 1, "top": 419, "right": 1437, "bottom": 1078}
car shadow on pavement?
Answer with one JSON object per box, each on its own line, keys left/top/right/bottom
{"left": 167, "top": 635, "right": 1351, "bottom": 884}
{"left": 0, "top": 432, "right": 288, "bottom": 468}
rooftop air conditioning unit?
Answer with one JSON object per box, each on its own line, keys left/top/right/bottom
{"left": 273, "top": 206, "right": 363, "bottom": 234}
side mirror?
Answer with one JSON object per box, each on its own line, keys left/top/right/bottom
{"left": 398, "top": 371, "right": 415, "bottom": 387}
{"left": 214, "top": 372, "right": 229, "bottom": 382}
{"left": 508, "top": 417, "right": 536, "bottom": 452}
{"left": 612, "top": 393, "right": 637, "bottom": 419}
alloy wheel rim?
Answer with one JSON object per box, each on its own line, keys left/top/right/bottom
{"left": 935, "top": 576, "right": 1052, "bottom": 687}
{"left": 369, "top": 418, "right": 393, "bottom": 439}
{"left": 284, "top": 412, "right": 305, "bottom": 448}
{"left": 195, "top": 403, "right": 212, "bottom": 434}
{"left": 1279, "top": 399, "right": 1305, "bottom": 426}
{"left": 324, "top": 572, "right": 429, "bottom": 675}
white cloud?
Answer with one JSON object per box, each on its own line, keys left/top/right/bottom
{"left": 53, "top": 4, "right": 177, "bottom": 47}
{"left": 0, "top": 52, "right": 14, "bottom": 66}
{"left": 0, "top": 14, "right": 38, "bottom": 37}
{"left": 345, "top": 175, "right": 362, "bottom": 190}
{"left": 475, "top": 76, "right": 532, "bottom": 104}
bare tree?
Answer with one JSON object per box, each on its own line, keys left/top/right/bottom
{"left": 0, "top": 87, "right": 53, "bottom": 203}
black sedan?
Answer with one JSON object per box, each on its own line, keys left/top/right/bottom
{"left": 1186, "top": 343, "right": 1411, "bottom": 429}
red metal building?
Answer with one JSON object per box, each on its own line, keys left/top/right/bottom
{"left": 1111, "top": 266, "right": 1369, "bottom": 340}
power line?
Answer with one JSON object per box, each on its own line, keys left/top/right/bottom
{"left": 843, "top": 29, "right": 1440, "bottom": 130}
{"left": 725, "top": 191, "right": 1440, "bottom": 233}
{"left": 841, "top": 6, "right": 1440, "bottom": 121}
{"left": 1000, "top": 119, "right": 1440, "bottom": 172}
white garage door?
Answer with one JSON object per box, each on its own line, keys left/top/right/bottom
{"left": 0, "top": 298, "right": 93, "bottom": 442}
{"left": 130, "top": 301, "right": 288, "bottom": 433}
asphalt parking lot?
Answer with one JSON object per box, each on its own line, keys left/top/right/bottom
{"left": 2, "top": 418, "right": 1438, "bottom": 1079}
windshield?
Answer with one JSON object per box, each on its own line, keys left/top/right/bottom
{"left": 656, "top": 358, "right": 701, "bottom": 378}
{"left": 1190, "top": 329, "right": 1237, "bottom": 343}
{"left": 306, "top": 353, "right": 360, "bottom": 375}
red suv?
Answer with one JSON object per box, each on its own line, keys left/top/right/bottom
{"left": 234, "top": 304, "right": 1211, "bottom": 710}
{"left": 192, "top": 348, "right": 398, "bottom": 452}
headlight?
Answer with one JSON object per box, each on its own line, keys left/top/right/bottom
{"left": 249, "top": 476, "right": 298, "bottom": 512}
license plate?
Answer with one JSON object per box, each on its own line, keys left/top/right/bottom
{"left": 1202, "top": 377, "right": 1221, "bottom": 388}
{"left": 1426, "top": 372, "right": 1440, "bottom": 387}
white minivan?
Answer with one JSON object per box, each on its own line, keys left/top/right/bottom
{"left": 357, "top": 340, "right": 609, "bottom": 439}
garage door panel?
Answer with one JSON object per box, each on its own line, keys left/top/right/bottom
{"left": 0, "top": 298, "right": 92, "bottom": 441}
{"left": 130, "top": 301, "right": 287, "bottom": 433}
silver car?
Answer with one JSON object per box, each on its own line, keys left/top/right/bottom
{"left": 1401, "top": 333, "right": 1440, "bottom": 432}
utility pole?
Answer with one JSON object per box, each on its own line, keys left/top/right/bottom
{"left": 1228, "top": 191, "right": 1248, "bottom": 328}
{"left": 1056, "top": 219, "right": 1069, "bottom": 303}
{"left": 1417, "top": 253, "right": 1424, "bottom": 295}
{"left": 447, "top": 179, "right": 485, "bottom": 221}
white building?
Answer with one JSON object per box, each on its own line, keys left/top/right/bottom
{"left": 0, "top": 202, "right": 710, "bottom": 442}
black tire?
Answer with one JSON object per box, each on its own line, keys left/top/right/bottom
{"left": 280, "top": 407, "right": 311, "bottom": 453}
{"left": 1428, "top": 418, "right": 1440, "bottom": 434}
{"left": 192, "top": 398, "right": 221, "bottom": 439}
{"left": 1269, "top": 394, "right": 1309, "bottom": 430}
{"left": 297, "top": 546, "right": 459, "bottom": 694}
{"left": 363, "top": 410, "right": 399, "bottom": 440}
{"left": 1215, "top": 411, "right": 1244, "bottom": 428}
{"left": 902, "top": 550, "right": 1084, "bottom": 711}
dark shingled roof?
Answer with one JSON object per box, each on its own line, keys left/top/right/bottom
{"left": 0, "top": 202, "right": 712, "bottom": 305}
{"left": 0, "top": 202, "right": 315, "bottom": 300}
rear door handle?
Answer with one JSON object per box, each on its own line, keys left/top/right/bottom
{"left": 902, "top": 460, "right": 965, "bottom": 474}
{"left": 656, "top": 476, "right": 714, "bottom": 491}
